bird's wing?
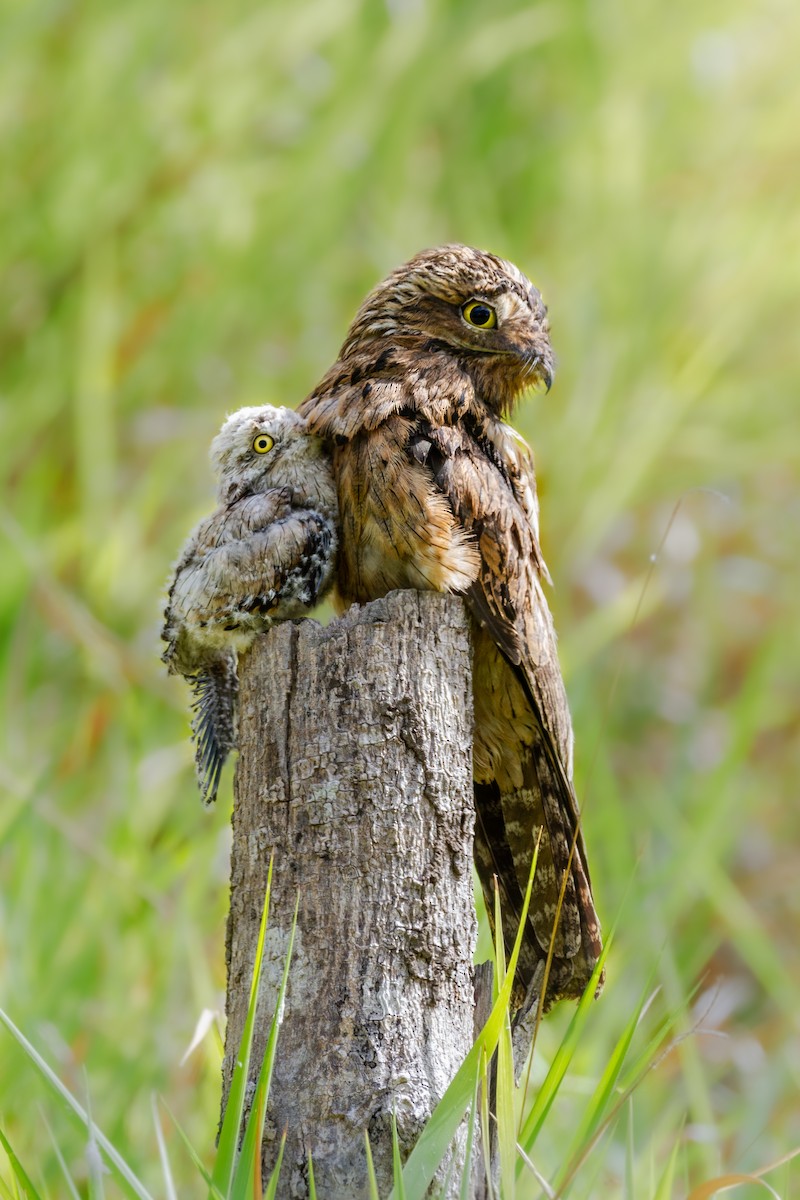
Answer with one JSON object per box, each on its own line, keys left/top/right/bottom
{"left": 409, "top": 418, "right": 552, "bottom": 699}
{"left": 303, "top": 376, "right": 601, "bottom": 1002}
{"left": 166, "top": 489, "right": 292, "bottom": 582}
{"left": 195, "top": 512, "right": 334, "bottom": 621}
{"left": 411, "top": 416, "right": 601, "bottom": 1002}
{"left": 165, "top": 494, "right": 334, "bottom": 640}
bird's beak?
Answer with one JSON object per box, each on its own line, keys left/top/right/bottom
{"left": 524, "top": 347, "right": 554, "bottom": 394}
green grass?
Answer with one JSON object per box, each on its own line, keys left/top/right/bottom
{"left": 0, "top": 862, "right": 296, "bottom": 1199}
{"left": 1, "top": 0, "right": 797, "bottom": 1195}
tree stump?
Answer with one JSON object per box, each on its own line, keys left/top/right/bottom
{"left": 222, "top": 590, "right": 477, "bottom": 1197}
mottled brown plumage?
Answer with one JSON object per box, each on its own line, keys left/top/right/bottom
{"left": 299, "top": 245, "right": 602, "bottom": 1021}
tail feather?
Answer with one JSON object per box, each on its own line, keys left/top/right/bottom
{"left": 188, "top": 654, "right": 238, "bottom": 805}
{"left": 474, "top": 781, "right": 542, "bottom": 1010}
{"left": 474, "top": 750, "right": 603, "bottom": 1022}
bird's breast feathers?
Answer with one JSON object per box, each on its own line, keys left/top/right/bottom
{"left": 302, "top": 372, "right": 546, "bottom": 608}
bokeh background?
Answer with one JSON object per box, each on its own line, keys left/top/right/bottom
{"left": 1, "top": 0, "right": 798, "bottom": 1195}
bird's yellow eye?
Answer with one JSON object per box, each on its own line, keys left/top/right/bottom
{"left": 252, "top": 433, "right": 274, "bottom": 454}
{"left": 461, "top": 300, "right": 497, "bottom": 329}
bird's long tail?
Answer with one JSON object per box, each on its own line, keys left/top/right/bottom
{"left": 188, "top": 653, "right": 238, "bottom": 805}
{"left": 473, "top": 734, "right": 603, "bottom": 1022}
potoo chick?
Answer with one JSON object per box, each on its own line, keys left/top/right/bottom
{"left": 299, "top": 245, "right": 602, "bottom": 1023}
{"left": 162, "top": 405, "right": 338, "bottom": 805}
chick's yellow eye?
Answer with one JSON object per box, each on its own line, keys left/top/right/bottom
{"left": 252, "top": 433, "right": 274, "bottom": 454}
{"left": 461, "top": 300, "right": 497, "bottom": 329}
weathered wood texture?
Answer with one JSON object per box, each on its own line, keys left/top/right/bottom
{"left": 223, "top": 590, "right": 477, "bottom": 1198}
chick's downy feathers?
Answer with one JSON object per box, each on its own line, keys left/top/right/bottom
{"left": 162, "top": 404, "right": 337, "bottom": 804}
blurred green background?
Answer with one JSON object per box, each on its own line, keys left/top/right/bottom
{"left": 1, "top": 0, "right": 797, "bottom": 1194}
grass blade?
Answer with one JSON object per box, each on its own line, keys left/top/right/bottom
{"left": 233, "top": 895, "right": 299, "bottom": 1199}
{"left": 492, "top": 887, "right": 515, "bottom": 1200}
{"left": 553, "top": 973, "right": 654, "bottom": 1193}
{"left": 458, "top": 1064, "right": 481, "bottom": 1200}
{"left": 212, "top": 854, "right": 274, "bottom": 1197}
{"left": 231, "top": 1082, "right": 265, "bottom": 1200}
{"left": 0, "top": 1128, "right": 43, "bottom": 1200}
{"left": 85, "top": 1088, "right": 107, "bottom": 1200}
{"left": 687, "top": 1175, "right": 781, "bottom": 1200}
{"left": 685, "top": 1147, "right": 800, "bottom": 1200}
{"left": 40, "top": 1111, "right": 81, "bottom": 1200}
{"left": 391, "top": 1112, "right": 407, "bottom": 1200}
{"left": 364, "top": 1132, "right": 381, "bottom": 1200}
{"left": 263, "top": 1131, "right": 286, "bottom": 1200}
{"left": 0, "top": 1008, "right": 155, "bottom": 1200}
{"left": 150, "top": 1094, "right": 178, "bottom": 1200}
{"left": 516, "top": 940, "right": 610, "bottom": 1164}
{"left": 624, "top": 1097, "right": 635, "bottom": 1200}
{"left": 158, "top": 1101, "right": 224, "bottom": 1199}
{"left": 652, "top": 1137, "right": 681, "bottom": 1200}
{"left": 479, "top": 1049, "right": 495, "bottom": 1200}
{"left": 392, "top": 839, "right": 539, "bottom": 1200}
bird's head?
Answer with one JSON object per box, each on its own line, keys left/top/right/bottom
{"left": 339, "top": 244, "right": 554, "bottom": 413}
{"left": 210, "top": 405, "right": 326, "bottom": 505}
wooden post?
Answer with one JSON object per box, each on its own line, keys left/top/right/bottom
{"left": 222, "top": 590, "right": 477, "bottom": 1198}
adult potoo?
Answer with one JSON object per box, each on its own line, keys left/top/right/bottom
{"left": 299, "top": 245, "right": 602, "bottom": 1021}
{"left": 162, "top": 405, "right": 337, "bottom": 805}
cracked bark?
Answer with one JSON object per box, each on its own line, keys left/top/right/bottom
{"left": 222, "top": 590, "right": 478, "bottom": 1198}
